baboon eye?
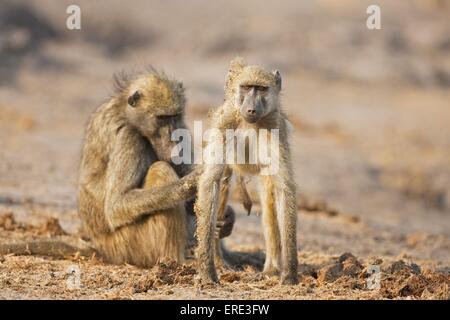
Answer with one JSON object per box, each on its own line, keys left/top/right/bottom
{"left": 256, "top": 86, "right": 269, "bottom": 92}
{"left": 128, "top": 91, "right": 141, "bottom": 107}
{"left": 240, "top": 85, "right": 252, "bottom": 91}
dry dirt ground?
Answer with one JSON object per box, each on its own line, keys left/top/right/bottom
{"left": 0, "top": 0, "right": 449, "bottom": 299}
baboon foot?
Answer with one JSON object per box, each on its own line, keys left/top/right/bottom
{"left": 281, "top": 272, "right": 299, "bottom": 285}
{"left": 262, "top": 264, "right": 281, "bottom": 277}
{"left": 215, "top": 256, "right": 235, "bottom": 271}
{"left": 196, "top": 271, "right": 219, "bottom": 286}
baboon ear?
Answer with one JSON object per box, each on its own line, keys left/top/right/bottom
{"left": 128, "top": 91, "right": 140, "bottom": 107}
{"left": 272, "top": 70, "right": 282, "bottom": 90}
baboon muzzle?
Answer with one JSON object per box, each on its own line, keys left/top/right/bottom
{"left": 241, "top": 90, "right": 263, "bottom": 123}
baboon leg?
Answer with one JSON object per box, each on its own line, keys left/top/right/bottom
{"left": 260, "top": 176, "right": 281, "bottom": 275}
{"left": 195, "top": 164, "right": 224, "bottom": 284}
{"left": 141, "top": 161, "right": 187, "bottom": 264}
{"left": 275, "top": 179, "right": 298, "bottom": 284}
{"left": 214, "top": 166, "right": 232, "bottom": 268}
{"left": 99, "top": 161, "right": 188, "bottom": 267}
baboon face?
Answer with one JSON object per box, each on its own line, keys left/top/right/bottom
{"left": 232, "top": 65, "right": 282, "bottom": 124}
{"left": 238, "top": 83, "right": 270, "bottom": 123}
{"left": 125, "top": 74, "right": 186, "bottom": 137}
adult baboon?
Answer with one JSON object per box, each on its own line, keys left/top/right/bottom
{"left": 195, "top": 58, "right": 298, "bottom": 284}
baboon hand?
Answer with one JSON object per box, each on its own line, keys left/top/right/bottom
{"left": 180, "top": 167, "right": 202, "bottom": 196}
{"left": 217, "top": 205, "right": 235, "bottom": 239}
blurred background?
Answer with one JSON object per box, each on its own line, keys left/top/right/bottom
{"left": 0, "top": 0, "right": 449, "bottom": 264}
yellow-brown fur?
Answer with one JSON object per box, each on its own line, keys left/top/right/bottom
{"left": 93, "top": 161, "right": 187, "bottom": 266}
{"left": 78, "top": 70, "right": 196, "bottom": 267}
{"left": 196, "top": 57, "right": 298, "bottom": 285}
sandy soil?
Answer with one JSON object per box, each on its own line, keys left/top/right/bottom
{"left": 0, "top": 213, "right": 449, "bottom": 299}
{"left": 0, "top": 0, "right": 449, "bottom": 299}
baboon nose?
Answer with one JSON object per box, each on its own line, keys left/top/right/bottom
{"left": 247, "top": 109, "right": 256, "bottom": 115}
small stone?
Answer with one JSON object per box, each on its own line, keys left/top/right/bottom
{"left": 338, "top": 252, "right": 357, "bottom": 263}
{"left": 410, "top": 263, "right": 421, "bottom": 275}
{"left": 317, "top": 263, "right": 343, "bottom": 283}
{"left": 38, "top": 217, "right": 67, "bottom": 236}
{"left": 369, "top": 257, "right": 383, "bottom": 265}
{"left": 420, "top": 288, "right": 434, "bottom": 300}
{"left": 342, "top": 260, "right": 363, "bottom": 277}
{"left": 0, "top": 212, "right": 16, "bottom": 231}
{"left": 387, "top": 260, "right": 408, "bottom": 274}
{"left": 398, "top": 275, "right": 427, "bottom": 297}
{"left": 387, "top": 260, "right": 421, "bottom": 275}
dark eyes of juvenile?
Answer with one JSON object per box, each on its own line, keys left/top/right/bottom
{"left": 128, "top": 91, "right": 141, "bottom": 107}
{"left": 240, "top": 85, "right": 268, "bottom": 92}
{"left": 256, "top": 86, "right": 269, "bottom": 92}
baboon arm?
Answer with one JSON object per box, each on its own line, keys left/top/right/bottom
{"left": 104, "top": 137, "right": 198, "bottom": 230}
{"left": 217, "top": 166, "right": 232, "bottom": 222}
{"left": 106, "top": 173, "right": 198, "bottom": 229}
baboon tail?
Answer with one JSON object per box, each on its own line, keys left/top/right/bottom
{"left": 0, "top": 237, "right": 96, "bottom": 259}
{"left": 220, "top": 241, "right": 264, "bottom": 270}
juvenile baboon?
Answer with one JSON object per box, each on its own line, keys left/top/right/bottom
{"left": 78, "top": 69, "right": 234, "bottom": 267}
{"left": 195, "top": 57, "right": 298, "bottom": 284}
